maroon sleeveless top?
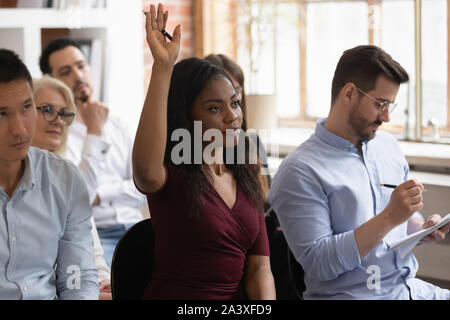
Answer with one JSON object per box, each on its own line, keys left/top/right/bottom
{"left": 140, "top": 163, "right": 269, "bottom": 300}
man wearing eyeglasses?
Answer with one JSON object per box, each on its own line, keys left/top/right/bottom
{"left": 269, "top": 45, "right": 450, "bottom": 300}
{"left": 0, "top": 49, "right": 99, "bottom": 299}
{"left": 39, "top": 38, "right": 146, "bottom": 268}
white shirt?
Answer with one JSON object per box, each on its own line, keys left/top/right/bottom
{"left": 89, "top": 216, "right": 110, "bottom": 283}
{"left": 66, "top": 116, "right": 146, "bottom": 229}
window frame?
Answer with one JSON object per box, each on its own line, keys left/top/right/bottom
{"left": 198, "top": 0, "right": 450, "bottom": 143}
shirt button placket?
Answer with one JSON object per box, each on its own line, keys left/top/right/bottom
{"left": 372, "top": 161, "right": 382, "bottom": 211}
{"left": 21, "top": 283, "right": 29, "bottom": 299}
{"left": 366, "top": 160, "right": 380, "bottom": 211}
{"left": 6, "top": 203, "right": 18, "bottom": 274}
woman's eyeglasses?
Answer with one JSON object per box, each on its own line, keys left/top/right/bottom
{"left": 36, "top": 104, "right": 75, "bottom": 125}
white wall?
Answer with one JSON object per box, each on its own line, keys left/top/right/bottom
{"left": 103, "top": 0, "right": 144, "bottom": 136}
{"left": 0, "top": 28, "right": 24, "bottom": 60}
{"left": 0, "top": 3, "right": 145, "bottom": 137}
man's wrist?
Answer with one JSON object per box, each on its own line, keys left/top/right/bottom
{"left": 378, "top": 208, "right": 397, "bottom": 231}
{"left": 87, "top": 127, "right": 103, "bottom": 136}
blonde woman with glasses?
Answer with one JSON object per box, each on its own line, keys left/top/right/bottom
{"left": 32, "top": 76, "right": 111, "bottom": 299}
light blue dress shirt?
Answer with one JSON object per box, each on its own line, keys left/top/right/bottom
{"left": 268, "top": 118, "right": 450, "bottom": 300}
{"left": 0, "top": 147, "right": 99, "bottom": 300}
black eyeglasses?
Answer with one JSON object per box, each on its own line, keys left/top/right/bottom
{"left": 36, "top": 104, "right": 75, "bottom": 125}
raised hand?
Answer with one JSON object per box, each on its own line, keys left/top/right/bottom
{"left": 145, "top": 3, "right": 181, "bottom": 67}
{"left": 134, "top": 3, "right": 180, "bottom": 194}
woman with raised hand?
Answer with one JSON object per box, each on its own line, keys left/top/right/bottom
{"left": 31, "top": 75, "right": 111, "bottom": 299}
{"left": 133, "top": 3, "right": 275, "bottom": 300}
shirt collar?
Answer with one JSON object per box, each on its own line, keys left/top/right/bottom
{"left": 315, "top": 118, "right": 369, "bottom": 153}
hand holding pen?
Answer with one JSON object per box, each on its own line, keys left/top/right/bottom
{"left": 381, "top": 183, "right": 427, "bottom": 192}
{"left": 144, "top": 11, "right": 172, "bottom": 41}
{"left": 381, "top": 179, "right": 424, "bottom": 227}
{"left": 144, "top": 3, "right": 180, "bottom": 67}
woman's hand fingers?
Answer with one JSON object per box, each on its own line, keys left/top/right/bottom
{"left": 150, "top": 4, "right": 157, "bottom": 31}
{"left": 157, "top": 3, "right": 165, "bottom": 31}
{"left": 144, "top": 3, "right": 181, "bottom": 65}
{"left": 172, "top": 24, "right": 181, "bottom": 46}
{"left": 164, "top": 10, "right": 169, "bottom": 28}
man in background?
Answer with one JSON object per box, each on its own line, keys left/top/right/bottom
{"left": 40, "top": 38, "right": 146, "bottom": 266}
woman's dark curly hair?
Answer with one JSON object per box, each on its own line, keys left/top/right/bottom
{"left": 165, "top": 57, "right": 263, "bottom": 217}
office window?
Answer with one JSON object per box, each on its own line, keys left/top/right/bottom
{"left": 422, "top": 0, "right": 447, "bottom": 129}
{"left": 380, "top": 0, "right": 415, "bottom": 129}
{"left": 305, "top": 1, "right": 368, "bottom": 118}
{"left": 202, "top": 0, "right": 450, "bottom": 142}
{"left": 236, "top": 0, "right": 276, "bottom": 95}
{"left": 234, "top": 1, "right": 301, "bottom": 118}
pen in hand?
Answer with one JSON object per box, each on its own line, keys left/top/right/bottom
{"left": 143, "top": 11, "right": 173, "bottom": 41}
{"left": 380, "top": 183, "right": 427, "bottom": 192}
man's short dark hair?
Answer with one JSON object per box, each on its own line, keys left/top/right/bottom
{"left": 39, "top": 38, "right": 83, "bottom": 75}
{"left": 331, "top": 45, "right": 409, "bottom": 105}
{"left": 0, "top": 49, "right": 33, "bottom": 88}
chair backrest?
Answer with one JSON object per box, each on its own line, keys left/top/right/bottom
{"left": 111, "top": 218, "right": 155, "bottom": 300}
{"left": 265, "top": 208, "right": 305, "bottom": 300}
{"left": 287, "top": 247, "right": 306, "bottom": 300}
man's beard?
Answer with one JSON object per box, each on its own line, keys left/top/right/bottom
{"left": 348, "top": 102, "right": 382, "bottom": 142}
{"left": 78, "top": 93, "right": 88, "bottom": 103}
{"left": 73, "top": 80, "right": 91, "bottom": 103}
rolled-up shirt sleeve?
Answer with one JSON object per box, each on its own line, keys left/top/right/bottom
{"left": 268, "top": 163, "right": 361, "bottom": 282}
{"left": 56, "top": 168, "right": 99, "bottom": 300}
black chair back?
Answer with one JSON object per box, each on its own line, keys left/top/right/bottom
{"left": 265, "top": 208, "right": 304, "bottom": 300}
{"left": 111, "top": 218, "right": 155, "bottom": 300}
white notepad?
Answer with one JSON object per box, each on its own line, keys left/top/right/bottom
{"left": 390, "top": 213, "right": 450, "bottom": 259}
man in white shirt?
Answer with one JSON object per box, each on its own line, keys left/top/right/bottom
{"left": 39, "top": 38, "right": 146, "bottom": 266}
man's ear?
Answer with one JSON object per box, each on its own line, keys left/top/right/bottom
{"left": 341, "top": 82, "right": 358, "bottom": 106}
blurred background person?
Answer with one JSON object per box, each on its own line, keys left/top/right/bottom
{"left": 31, "top": 75, "right": 111, "bottom": 299}
{"left": 39, "top": 38, "right": 147, "bottom": 266}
